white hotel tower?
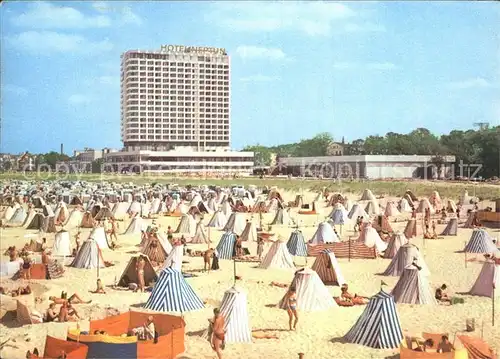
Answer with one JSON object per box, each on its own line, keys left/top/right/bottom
{"left": 104, "top": 45, "right": 254, "bottom": 174}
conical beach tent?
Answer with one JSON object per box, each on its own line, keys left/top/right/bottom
{"left": 468, "top": 260, "right": 500, "bottom": 297}
{"left": 382, "top": 244, "right": 430, "bottom": 276}
{"left": 390, "top": 266, "right": 437, "bottom": 305}
{"left": 384, "top": 202, "right": 400, "bottom": 217}
{"left": 310, "top": 221, "right": 339, "bottom": 244}
{"left": 212, "top": 287, "right": 252, "bottom": 343}
{"left": 191, "top": 222, "right": 209, "bottom": 244}
{"left": 117, "top": 255, "right": 157, "bottom": 288}
{"left": 463, "top": 229, "right": 498, "bottom": 254}
{"left": 7, "top": 207, "right": 26, "bottom": 226}
{"left": 441, "top": 218, "right": 458, "bottom": 236}
{"left": 64, "top": 210, "right": 83, "bottom": 228}
{"left": 364, "top": 201, "right": 380, "bottom": 216}
{"left": 207, "top": 210, "right": 227, "bottom": 228}
{"left": 286, "top": 230, "right": 308, "bottom": 257}
{"left": 270, "top": 208, "right": 292, "bottom": 226}
{"left": 360, "top": 189, "right": 376, "bottom": 201}
{"left": 344, "top": 290, "right": 403, "bottom": 349}
{"left": 278, "top": 269, "right": 337, "bottom": 311}
{"left": 52, "top": 229, "right": 72, "bottom": 256}
{"left": 215, "top": 232, "right": 237, "bottom": 260}
{"left": 403, "top": 218, "right": 418, "bottom": 239}
{"left": 240, "top": 221, "right": 258, "bottom": 242}
{"left": 223, "top": 213, "right": 246, "bottom": 235}
{"left": 311, "top": 249, "right": 346, "bottom": 286}
{"left": 141, "top": 237, "right": 169, "bottom": 264}
{"left": 358, "top": 224, "right": 387, "bottom": 253}
{"left": 383, "top": 232, "right": 408, "bottom": 259}
{"left": 163, "top": 244, "right": 184, "bottom": 271}
{"left": 259, "top": 240, "right": 295, "bottom": 269}
{"left": 175, "top": 214, "right": 196, "bottom": 236}
{"left": 88, "top": 226, "right": 111, "bottom": 250}
{"left": 399, "top": 198, "right": 412, "bottom": 213}
{"left": 70, "top": 239, "right": 106, "bottom": 269}
{"left": 329, "top": 204, "right": 348, "bottom": 226}
{"left": 348, "top": 204, "right": 369, "bottom": 220}
{"left": 144, "top": 267, "right": 204, "bottom": 313}
{"left": 123, "top": 216, "right": 144, "bottom": 235}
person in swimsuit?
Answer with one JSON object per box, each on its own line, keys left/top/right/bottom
{"left": 21, "top": 255, "right": 32, "bottom": 280}
{"left": 285, "top": 287, "right": 298, "bottom": 331}
{"left": 49, "top": 292, "right": 91, "bottom": 304}
{"left": 75, "top": 231, "right": 82, "bottom": 252}
{"left": 210, "top": 308, "right": 225, "bottom": 359}
{"left": 136, "top": 255, "right": 146, "bottom": 292}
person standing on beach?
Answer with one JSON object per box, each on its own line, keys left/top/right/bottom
{"left": 203, "top": 248, "right": 214, "bottom": 272}
{"left": 136, "top": 255, "right": 146, "bottom": 292}
{"left": 210, "top": 308, "right": 225, "bottom": 359}
{"left": 284, "top": 287, "right": 299, "bottom": 331}
{"left": 257, "top": 237, "right": 264, "bottom": 260}
{"left": 75, "top": 231, "right": 81, "bottom": 252}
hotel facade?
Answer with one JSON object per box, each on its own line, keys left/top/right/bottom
{"left": 104, "top": 44, "right": 254, "bottom": 174}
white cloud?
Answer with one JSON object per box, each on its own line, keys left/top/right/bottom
{"left": 333, "top": 62, "right": 397, "bottom": 71}
{"left": 240, "top": 75, "right": 280, "bottom": 82}
{"left": 68, "top": 94, "right": 91, "bottom": 105}
{"left": 208, "top": 2, "right": 383, "bottom": 36}
{"left": 236, "top": 45, "right": 287, "bottom": 60}
{"left": 3, "top": 84, "right": 28, "bottom": 96}
{"left": 6, "top": 31, "right": 113, "bottom": 55}
{"left": 11, "top": 1, "right": 111, "bottom": 29}
{"left": 447, "top": 78, "right": 493, "bottom": 90}
{"left": 119, "top": 6, "right": 143, "bottom": 25}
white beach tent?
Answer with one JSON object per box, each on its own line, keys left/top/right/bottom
{"left": 258, "top": 240, "right": 295, "bottom": 270}
{"left": 70, "top": 239, "right": 106, "bottom": 269}
{"left": 88, "top": 226, "right": 111, "bottom": 250}
{"left": 3, "top": 205, "right": 16, "bottom": 221}
{"left": 52, "top": 229, "right": 72, "bottom": 256}
{"left": 399, "top": 198, "right": 412, "bottom": 213}
{"left": 384, "top": 201, "right": 401, "bottom": 217}
{"left": 7, "top": 207, "right": 26, "bottom": 226}
{"left": 123, "top": 216, "right": 144, "bottom": 235}
{"left": 391, "top": 265, "right": 437, "bottom": 305}
{"left": 163, "top": 244, "right": 184, "bottom": 271}
{"left": 64, "top": 209, "right": 83, "bottom": 228}
{"left": 364, "top": 201, "right": 381, "bottom": 216}
{"left": 358, "top": 223, "right": 387, "bottom": 253}
{"left": 278, "top": 268, "right": 337, "bottom": 311}
{"left": 207, "top": 210, "right": 227, "bottom": 228}
{"left": 311, "top": 249, "right": 346, "bottom": 286}
{"left": 468, "top": 260, "right": 500, "bottom": 298}
{"left": 348, "top": 204, "right": 369, "bottom": 220}
{"left": 240, "top": 221, "right": 258, "bottom": 242}
{"left": 382, "top": 244, "right": 430, "bottom": 276}
{"left": 223, "top": 212, "right": 246, "bottom": 235}
{"left": 270, "top": 208, "right": 293, "bottom": 226}
{"left": 310, "top": 221, "right": 340, "bottom": 244}
{"left": 191, "top": 222, "right": 209, "bottom": 244}
{"left": 112, "top": 202, "right": 130, "bottom": 219}
{"left": 360, "top": 189, "right": 376, "bottom": 201}
{"left": 383, "top": 232, "right": 408, "bottom": 259}
{"left": 175, "top": 214, "right": 196, "bottom": 236}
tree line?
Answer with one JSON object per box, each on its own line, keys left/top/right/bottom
{"left": 243, "top": 126, "right": 500, "bottom": 179}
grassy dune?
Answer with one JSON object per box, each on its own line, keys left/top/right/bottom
{"left": 0, "top": 172, "right": 498, "bottom": 200}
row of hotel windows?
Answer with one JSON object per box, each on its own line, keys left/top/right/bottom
{"left": 126, "top": 104, "right": 229, "bottom": 110}
{"left": 124, "top": 68, "right": 229, "bottom": 75}
{"left": 123, "top": 63, "right": 229, "bottom": 70}
{"left": 125, "top": 129, "right": 228, "bottom": 134}
{"left": 125, "top": 135, "right": 228, "bottom": 141}
{"left": 125, "top": 125, "right": 229, "bottom": 130}
{"left": 125, "top": 98, "right": 230, "bottom": 105}
{"left": 125, "top": 76, "right": 228, "bottom": 83}
{"left": 124, "top": 54, "right": 228, "bottom": 63}
{"left": 124, "top": 92, "right": 227, "bottom": 99}
{"left": 124, "top": 113, "right": 229, "bottom": 118}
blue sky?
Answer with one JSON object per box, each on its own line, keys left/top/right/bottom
{"left": 1, "top": 1, "right": 499, "bottom": 154}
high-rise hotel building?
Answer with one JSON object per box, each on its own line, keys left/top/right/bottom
{"left": 104, "top": 45, "right": 254, "bottom": 174}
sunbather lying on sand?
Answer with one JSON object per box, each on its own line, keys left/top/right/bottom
{"left": 270, "top": 281, "right": 288, "bottom": 288}
{"left": 336, "top": 284, "right": 369, "bottom": 305}
{"left": 49, "top": 291, "right": 91, "bottom": 304}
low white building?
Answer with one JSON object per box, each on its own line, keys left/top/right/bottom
{"left": 103, "top": 148, "right": 254, "bottom": 175}
{"left": 278, "top": 155, "right": 456, "bottom": 180}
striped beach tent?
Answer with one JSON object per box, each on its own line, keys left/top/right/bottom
{"left": 390, "top": 266, "right": 437, "bottom": 305}
{"left": 403, "top": 218, "right": 418, "bottom": 239}
{"left": 310, "top": 221, "right": 340, "bottom": 244}
{"left": 215, "top": 232, "right": 237, "bottom": 260}
{"left": 344, "top": 290, "right": 403, "bottom": 349}
{"left": 207, "top": 210, "right": 227, "bottom": 228}
{"left": 311, "top": 249, "right": 346, "bottom": 286}
{"left": 286, "top": 230, "right": 308, "bottom": 257}
{"left": 382, "top": 244, "right": 430, "bottom": 277}
{"left": 203, "top": 287, "right": 252, "bottom": 343}
{"left": 360, "top": 189, "right": 376, "bottom": 201}
{"left": 258, "top": 240, "right": 295, "bottom": 270}
{"left": 144, "top": 267, "right": 204, "bottom": 313}
{"left": 175, "top": 214, "right": 196, "bottom": 237}
{"left": 270, "top": 208, "right": 292, "bottom": 226}
{"left": 464, "top": 229, "right": 498, "bottom": 254}
{"left": 278, "top": 268, "right": 337, "bottom": 311}
{"left": 383, "top": 232, "right": 408, "bottom": 259}
{"left": 70, "top": 239, "right": 106, "bottom": 269}
{"left": 190, "top": 222, "right": 209, "bottom": 244}
{"left": 7, "top": 207, "right": 26, "bottom": 226}
{"left": 348, "top": 203, "right": 369, "bottom": 220}
{"left": 328, "top": 205, "right": 348, "bottom": 226}
{"left": 240, "top": 221, "right": 258, "bottom": 242}
{"left": 384, "top": 201, "right": 400, "bottom": 217}
{"left": 440, "top": 217, "right": 458, "bottom": 236}
{"left": 468, "top": 260, "right": 500, "bottom": 297}
{"left": 223, "top": 213, "right": 246, "bottom": 235}
{"left": 163, "top": 244, "right": 184, "bottom": 271}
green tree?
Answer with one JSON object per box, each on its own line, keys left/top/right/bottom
{"left": 37, "top": 151, "right": 70, "bottom": 169}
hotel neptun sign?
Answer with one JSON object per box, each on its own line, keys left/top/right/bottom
{"left": 160, "top": 45, "right": 227, "bottom": 55}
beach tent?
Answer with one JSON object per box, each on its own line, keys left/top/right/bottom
{"left": 286, "top": 230, "right": 308, "bottom": 257}
{"left": 240, "top": 221, "right": 258, "bottom": 242}
{"left": 52, "top": 229, "right": 72, "bottom": 256}
{"left": 311, "top": 249, "right": 346, "bottom": 286}
{"left": 223, "top": 213, "right": 246, "bottom": 235}
{"left": 384, "top": 202, "right": 401, "bottom": 217}
{"left": 215, "top": 232, "right": 237, "bottom": 260}
{"left": 117, "top": 255, "right": 158, "bottom": 288}
{"left": 329, "top": 204, "right": 349, "bottom": 226}
{"left": 70, "top": 239, "right": 106, "bottom": 269}
{"left": 405, "top": 190, "right": 418, "bottom": 202}
{"left": 207, "top": 198, "right": 218, "bottom": 212}
{"left": 416, "top": 198, "right": 435, "bottom": 214}
{"left": 203, "top": 287, "right": 252, "bottom": 343}
{"left": 344, "top": 290, "right": 403, "bottom": 349}
{"left": 399, "top": 198, "right": 412, "bottom": 213}
{"left": 80, "top": 211, "right": 95, "bottom": 228}
{"left": 383, "top": 232, "right": 408, "bottom": 259}
{"left": 88, "top": 226, "right": 111, "bottom": 250}
{"left": 70, "top": 196, "right": 83, "bottom": 206}
{"left": 360, "top": 189, "right": 376, "bottom": 201}
{"left": 7, "top": 207, "right": 26, "bottom": 226}
{"left": 112, "top": 201, "right": 130, "bottom": 219}
{"left": 459, "top": 190, "right": 472, "bottom": 206}
{"left": 155, "top": 232, "right": 173, "bottom": 253}
{"left": 391, "top": 265, "right": 437, "bottom": 305}
{"left": 430, "top": 191, "right": 442, "bottom": 209}
{"left": 174, "top": 214, "right": 196, "bottom": 237}
{"left": 191, "top": 222, "right": 209, "bottom": 244}
{"left": 358, "top": 223, "right": 387, "bottom": 253}
{"left": 372, "top": 215, "right": 393, "bottom": 233}
{"left": 163, "top": 244, "right": 184, "bottom": 271}
{"left": 141, "top": 237, "right": 170, "bottom": 265}
{"left": 64, "top": 209, "right": 83, "bottom": 228}
{"left": 258, "top": 240, "right": 295, "bottom": 269}
{"left": 278, "top": 269, "right": 337, "bottom": 311}
{"left": 144, "top": 267, "right": 204, "bottom": 313}
{"left": 3, "top": 205, "right": 16, "bottom": 221}
{"left": 468, "top": 260, "right": 500, "bottom": 297}
{"left": 123, "top": 216, "right": 144, "bottom": 235}
{"left": 43, "top": 204, "right": 55, "bottom": 217}
{"left": 128, "top": 201, "right": 142, "bottom": 215}
{"left": 364, "top": 201, "right": 380, "bottom": 216}
{"left": 270, "top": 208, "right": 292, "bottom": 226}
{"left": 382, "top": 244, "right": 430, "bottom": 276}
{"left": 447, "top": 199, "right": 458, "bottom": 213}
{"left": 54, "top": 202, "right": 69, "bottom": 224}
{"left": 441, "top": 218, "right": 458, "bottom": 236}
{"left": 463, "top": 229, "right": 498, "bottom": 254}
{"left": 207, "top": 210, "right": 227, "bottom": 228}
{"left": 43, "top": 216, "right": 57, "bottom": 233}
{"left": 403, "top": 218, "right": 418, "bottom": 239}
{"left": 348, "top": 204, "right": 369, "bottom": 220}
{"left": 310, "top": 221, "right": 340, "bottom": 244}
{"left": 463, "top": 211, "right": 479, "bottom": 229}
{"left": 26, "top": 213, "right": 45, "bottom": 230}
{"left": 22, "top": 209, "right": 36, "bottom": 228}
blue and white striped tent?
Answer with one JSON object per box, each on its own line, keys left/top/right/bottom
{"left": 216, "top": 232, "right": 237, "bottom": 260}
{"left": 286, "top": 230, "right": 307, "bottom": 257}
{"left": 344, "top": 290, "right": 403, "bottom": 349}
{"left": 329, "top": 206, "right": 348, "bottom": 226}
{"left": 464, "top": 229, "right": 497, "bottom": 253}
{"left": 144, "top": 267, "right": 204, "bottom": 313}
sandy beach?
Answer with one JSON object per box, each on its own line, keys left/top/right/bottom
{"left": 1, "top": 189, "right": 499, "bottom": 359}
